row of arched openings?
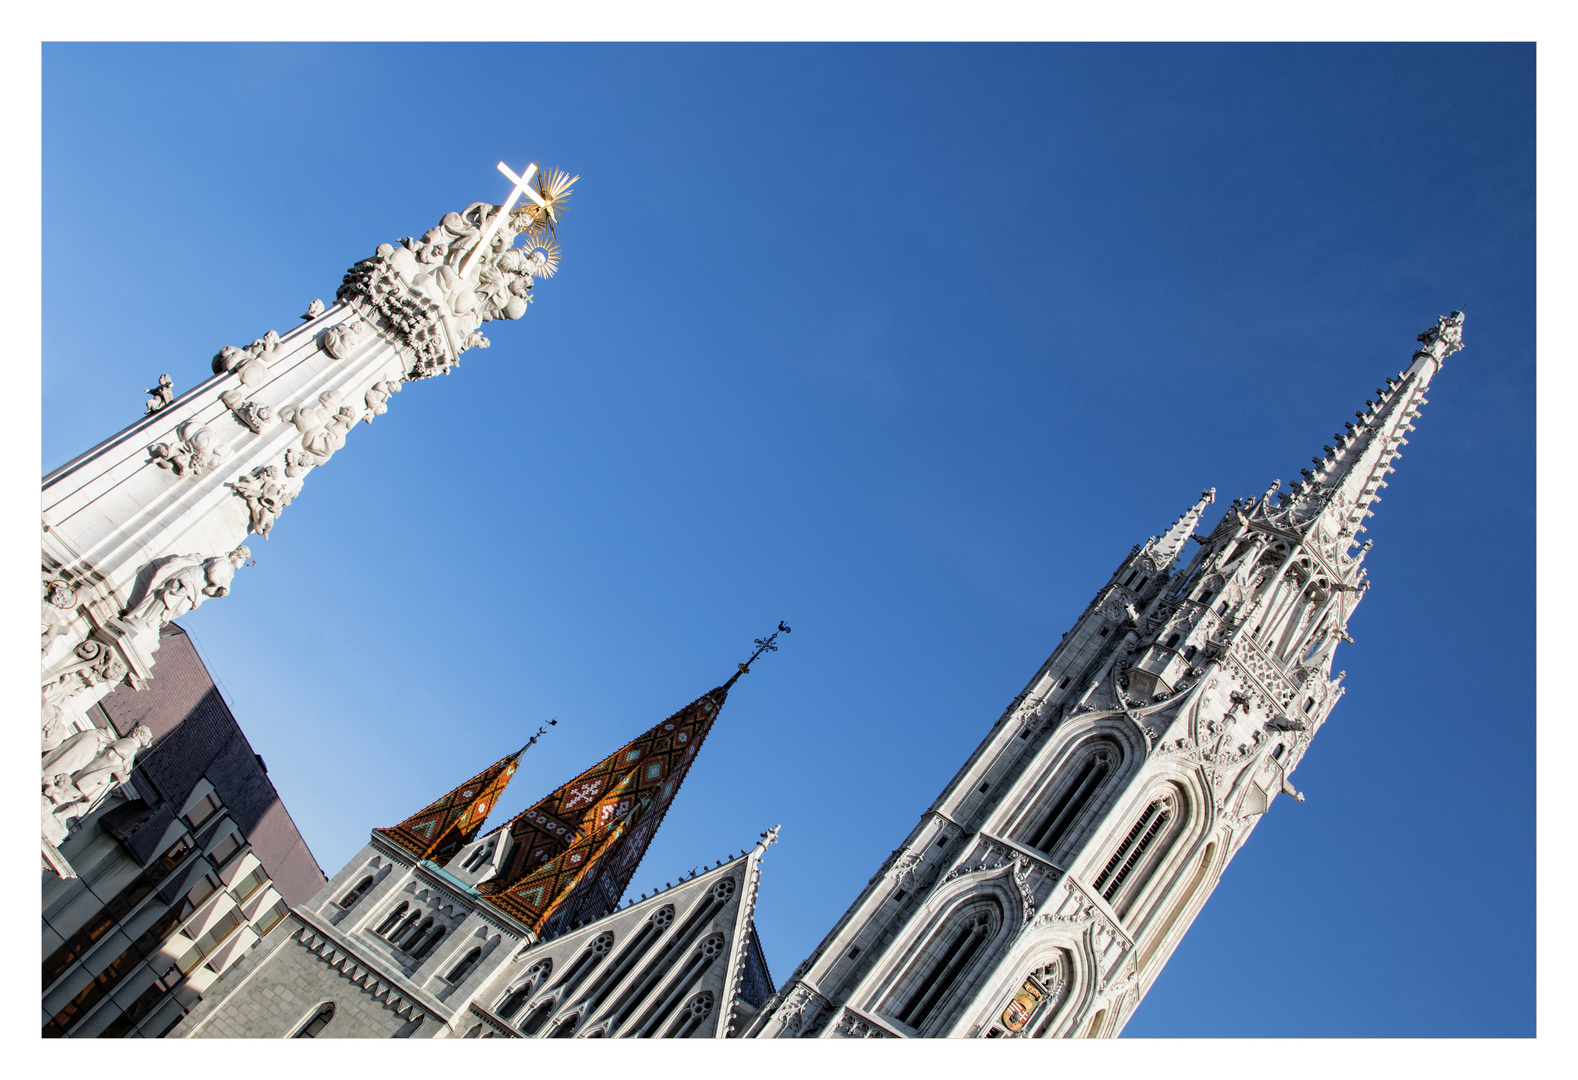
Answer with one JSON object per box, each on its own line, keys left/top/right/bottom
{"left": 494, "top": 875, "right": 741, "bottom": 1037}
{"left": 369, "top": 899, "right": 484, "bottom": 979}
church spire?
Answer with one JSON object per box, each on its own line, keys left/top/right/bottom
{"left": 478, "top": 625, "right": 790, "bottom": 937}
{"left": 1267, "top": 311, "right": 1464, "bottom": 549}
{"left": 1145, "top": 488, "right": 1217, "bottom": 569}
{"left": 372, "top": 740, "right": 532, "bottom": 863}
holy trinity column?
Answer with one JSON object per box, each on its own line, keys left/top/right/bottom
{"left": 41, "top": 162, "right": 577, "bottom": 876}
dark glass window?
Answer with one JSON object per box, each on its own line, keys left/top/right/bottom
{"left": 294, "top": 1003, "right": 335, "bottom": 1038}
{"left": 183, "top": 793, "right": 220, "bottom": 829}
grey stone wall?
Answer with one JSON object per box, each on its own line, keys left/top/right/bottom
{"left": 172, "top": 916, "right": 434, "bottom": 1039}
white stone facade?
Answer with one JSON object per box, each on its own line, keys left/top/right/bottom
{"left": 746, "top": 314, "right": 1465, "bottom": 1039}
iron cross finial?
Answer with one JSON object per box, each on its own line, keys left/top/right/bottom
{"left": 736, "top": 621, "right": 792, "bottom": 677}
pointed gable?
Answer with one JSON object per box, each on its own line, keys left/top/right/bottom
{"left": 373, "top": 746, "right": 524, "bottom": 862}
{"left": 478, "top": 684, "right": 730, "bottom": 934}
{"left": 468, "top": 826, "right": 778, "bottom": 1038}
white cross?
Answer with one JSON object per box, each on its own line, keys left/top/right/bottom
{"left": 458, "top": 160, "right": 550, "bottom": 278}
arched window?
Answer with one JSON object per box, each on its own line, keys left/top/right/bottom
{"left": 1183, "top": 645, "right": 1197, "bottom": 661}
{"left": 1093, "top": 786, "right": 1187, "bottom": 917}
{"left": 1164, "top": 633, "right": 1180, "bottom": 648}
{"left": 411, "top": 924, "right": 446, "bottom": 961}
{"left": 461, "top": 839, "right": 496, "bottom": 874}
{"left": 518, "top": 999, "right": 554, "bottom": 1036}
{"left": 498, "top": 960, "right": 552, "bottom": 1019}
{"left": 666, "top": 992, "right": 714, "bottom": 1037}
{"left": 889, "top": 900, "right": 1002, "bottom": 1034}
{"left": 1138, "top": 842, "right": 1216, "bottom": 968}
{"left": 338, "top": 876, "right": 374, "bottom": 909}
{"left": 389, "top": 909, "right": 423, "bottom": 944}
{"left": 1017, "top": 740, "right": 1121, "bottom": 859}
{"left": 497, "top": 985, "right": 531, "bottom": 1020}
{"left": 293, "top": 1002, "right": 335, "bottom": 1038}
{"left": 631, "top": 933, "right": 729, "bottom": 1037}
{"left": 446, "top": 947, "right": 483, "bottom": 984}
{"left": 374, "top": 901, "right": 408, "bottom": 936}
{"left": 401, "top": 917, "right": 435, "bottom": 953}
{"left": 546, "top": 930, "right": 615, "bottom": 1007}
{"left": 1025, "top": 952, "right": 1073, "bottom": 1038}
{"left": 548, "top": 1014, "right": 579, "bottom": 1038}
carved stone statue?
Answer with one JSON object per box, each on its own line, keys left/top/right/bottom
{"left": 212, "top": 329, "right": 283, "bottom": 387}
{"left": 221, "top": 389, "right": 276, "bottom": 434}
{"left": 43, "top": 724, "right": 154, "bottom": 842}
{"left": 64, "top": 726, "right": 155, "bottom": 808}
{"left": 150, "top": 420, "right": 229, "bottom": 478}
{"left": 363, "top": 379, "right": 401, "bottom": 422}
{"left": 232, "top": 465, "right": 293, "bottom": 538}
{"left": 122, "top": 546, "right": 251, "bottom": 633}
{"left": 43, "top": 726, "right": 113, "bottom": 793}
{"left": 42, "top": 578, "right": 77, "bottom": 654}
{"left": 279, "top": 392, "right": 357, "bottom": 467}
{"left": 144, "top": 373, "right": 174, "bottom": 413}
{"left": 321, "top": 318, "right": 373, "bottom": 360}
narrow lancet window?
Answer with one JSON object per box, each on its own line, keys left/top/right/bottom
{"left": 339, "top": 876, "right": 374, "bottom": 909}
{"left": 1018, "top": 742, "right": 1119, "bottom": 858}
{"left": 891, "top": 903, "right": 1000, "bottom": 1034}
{"left": 446, "top": 947, "right": 482, "bottom": 983}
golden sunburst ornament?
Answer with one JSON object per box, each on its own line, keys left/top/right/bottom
{"left": 517, "top": 234, "right": 561, "bottom": 279}
{"left": 510, "top": 166, "right": 578, "bottom": 239}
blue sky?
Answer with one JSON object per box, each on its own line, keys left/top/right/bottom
{"left": 43, "top": 43, "right": 1534, "bottom": 1037}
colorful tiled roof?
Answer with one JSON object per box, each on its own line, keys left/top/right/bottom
{"left": 374, "top": 746, "right": 525, "bottom": 862}
{"left": 478, "top": 684, "right": 730, "bottom": 934}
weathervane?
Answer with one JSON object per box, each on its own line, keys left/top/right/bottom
{"left": 736, "top": 621, "right": 792, "bottom": 676}
{"left": 524, "top": 717, "right": 559, "bottom": 749}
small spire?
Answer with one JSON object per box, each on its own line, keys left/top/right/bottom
{"left": 373, "top": 743, "right": 529, "bottom": 862}
{"left": 478, "top": 669, "right": 746, "bottom": 935}
{"left": 1148, "top": 489, "right": 1216, "bottom": 568}
{"left": 1276, "top": 312, "right": 1463, "bottom": 545}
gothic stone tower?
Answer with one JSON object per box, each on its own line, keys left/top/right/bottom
{"left": 747, "top": 312, "right": 1465, "bottom": 1040}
